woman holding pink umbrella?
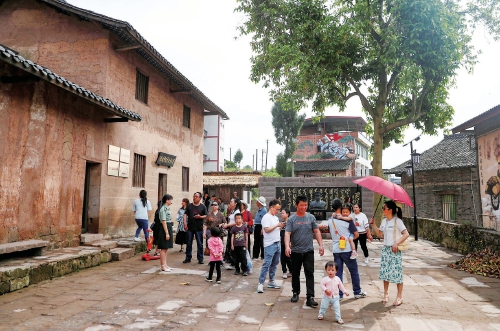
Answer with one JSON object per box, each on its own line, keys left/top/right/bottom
{"left": 370, "top": 200, "right": 409, "bottom": 307}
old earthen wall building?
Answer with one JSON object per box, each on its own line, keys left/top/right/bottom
{"left": 0, "top": 0, "right": 227, "bottom": 247}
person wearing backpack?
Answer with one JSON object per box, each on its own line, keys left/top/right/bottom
{"left": 157, "top": 194, "right": 174, "bottom": 272}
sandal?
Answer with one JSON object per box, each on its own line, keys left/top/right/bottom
{"left": 382, "top": 294, "right": 389, "bottom": 303}
{"left": 393, "top": 298, "right": 403, "bottom": 306}
{"left": 337, "top": 319, "right": 344, "bottom": 324}
{"left": 153, "top": 252, "right": 160, "bottom": 256}
{"left": 317, "top": 315, "right": 324, "bottom": 320}
{"left": 179, "top": 248, "right": 184, "bottom": 252}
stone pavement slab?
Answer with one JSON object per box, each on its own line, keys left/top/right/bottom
{"left": 0, "top": 237, "right": 499, "bottom": 330}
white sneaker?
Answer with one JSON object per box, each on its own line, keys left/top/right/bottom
{"left": 350, "top": 250, "right": 358, "bottom": 259}
{"left": 364, "top": 258, "right": 370, "bottom": 264}
{"left": 133, "top": 237, "right": 141, "bottom": 242}
{"left": 282, "top": 273, "right": 288, "bottom": 279}
{"left": 257, "top": 283, "right": 264, "bottom": 293}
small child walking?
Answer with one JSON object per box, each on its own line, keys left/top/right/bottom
{"left": 206, "top": 227, "right": 223, "bottom": 283}
{"left": 230, "top": 213, "right": 249, "bottom": 276}
{"left": 318, "top": 261, "right": 349, "bottom": 323}
{"left": 333, "top": 203, "right": 358, "bottom": 259}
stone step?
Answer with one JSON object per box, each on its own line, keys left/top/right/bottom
{"left": 85, "top": 240, "right": 118, "bottom": 250}
{"left": 80, "top": 233, "right": 104, "bottom": 244}
{"left": 110, "top": 248, "right": 135, "bottom": 261}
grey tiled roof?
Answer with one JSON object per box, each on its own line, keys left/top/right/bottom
{"left": 0, "top": 44, "right": 141, "bottom": 121}
{"left": 40, "top": 0, "right": 229, "bottom": 120}
{"left": 294, "top": 159, "right": 354, "bottom": 171}
{"left": 384, "top": 134, "right": 476, "bottom": 174}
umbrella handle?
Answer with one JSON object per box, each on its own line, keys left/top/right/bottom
{"left": 374, "top": 196, "right": 383, "bottom": 216}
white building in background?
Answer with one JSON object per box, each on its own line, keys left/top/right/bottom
{"left": 203, "top": 114, "right": 226, "bottom": 172}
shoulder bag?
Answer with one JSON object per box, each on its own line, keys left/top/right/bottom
{"left": 393, "top": 219, "right": 409, "bottom": 251}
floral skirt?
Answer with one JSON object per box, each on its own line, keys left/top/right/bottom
{"left": 378, "top": 246, "right": 403, "bottom": 284}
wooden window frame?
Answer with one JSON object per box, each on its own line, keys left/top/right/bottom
{"left": 133, "top": 153, "right": 146, "bottom": 188}
{"left": 135, "top": 69, "right": 149, "bottom": 104}
{"left": 182, "top": 166, "right": 189, "bottom": 192}
{"left": 442, "top": 194, "right": 456, "bottom": 221}
{"left": 183, "top": 105, "right": 191, "bottom": 129}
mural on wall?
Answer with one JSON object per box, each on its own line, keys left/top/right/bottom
{"left": 478, "top": 131, "right": 500, "bottom": 231}
{"left": 295, "top": 134, "right": 356, "bottom": 160}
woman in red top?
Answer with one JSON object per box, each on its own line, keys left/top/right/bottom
{"left": 241, "top": 201, "right": 253, "bottom": 253}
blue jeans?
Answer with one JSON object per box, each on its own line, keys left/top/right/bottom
{"left": 259, "top": 241, "right": 280, "bottom": 284}
{"left": 135, "top": 219, "right": 149, "bottom": 239}
{"left": 319, "top": 295, "right": 341, "bottom": 319}
{"left": 186, "top": 230, "right": 203, "bottom": 262}
{"left": 333, "top": 252, "right": 362, "bottom": 298}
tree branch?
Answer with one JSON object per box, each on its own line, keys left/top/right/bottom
{"left": 386, "top": 67, "right": 400, "bottom": 95}
{"left": 343, "top": 73, "right": 374, "bottom": 116}
{"left": 381, "top": 113, "right": 424, "bottom": 134}
{"left": 333, "top": 87, "right": 359, "bottom": 102}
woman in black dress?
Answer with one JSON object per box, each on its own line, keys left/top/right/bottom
{"left": 158, "top": 194, "right": 174, "bottom": 272}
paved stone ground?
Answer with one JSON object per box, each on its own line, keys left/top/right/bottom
{"left": 0, "top": 238, "right": 499, "bottom": 331}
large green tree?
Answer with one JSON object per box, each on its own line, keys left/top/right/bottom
{"left": 236, "top": 0, "right": 500, "bottom": 178}
{"left": 271, "top": 101, "right": 306, "bottom": 160}
{"left": 233, "top": 149, "right": 244, "bottom": 167}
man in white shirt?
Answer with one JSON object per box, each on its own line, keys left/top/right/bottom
{"left": 257, "top": 199, "right": 285, "bottom": 293}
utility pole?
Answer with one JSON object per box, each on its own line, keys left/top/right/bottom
{"left": 265, "top": 139, "right": 269, "bottom": 172}
{"left": 261, "top": 149, "right": 264, "bottom": 171}
{"left": 252, "top": 155, "right": 254, "bottom": 171}
{"left": 229, "top": 148, "right": 232, "bottom": 161}
{"left": 255, "top": 149, "right": 258, "bottom": 171}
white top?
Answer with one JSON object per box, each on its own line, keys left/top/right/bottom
{"left": 353, "top": 212, "right": 369, "bottom": 233}
{"left": 228, "top": 209, "right": 241, "bottom": 225}
{"left": 132, "top": 199, "right": 152, "bottom": 220}
{"left": 379, "top": 217, "right": 407, "bottom": 246}
{"left": 261, "top": 213, "right": 281, "bottom": 247}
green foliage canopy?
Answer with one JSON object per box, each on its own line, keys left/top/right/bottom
{"left": 236, "top": 0, "right": 500, "bottom": 176}
{"left": 233, "top": 149, "right": 244, "bottom": 167}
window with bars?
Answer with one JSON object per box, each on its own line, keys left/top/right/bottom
{"left": 182, "top": 167, "right": 189, "bottom": 191}
{"left": 135, "top": 70, "right": 149, "bottom": 104}
{"left": 183, "top": 105, "right": 191, "bottom": 128}
{"left": 442, "top": 194, "right": 456, "bottom": 221}
{"left": 133, "top": 153, "right": 146, "bottom": 187}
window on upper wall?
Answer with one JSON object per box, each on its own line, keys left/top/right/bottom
{"left": 442, "top": 194, "right": 456, "bottom": 221}
{"left": 183, "top": 105, "right": 191, "bottom": 128}
{"left": 135, "top": 70, "right": 149, "bottom": 104}
{"left": 133, "top": 153, "right": 146, "bottom": 187}
{"left": 182, "top": 166, "right": 189, "bottom": 191}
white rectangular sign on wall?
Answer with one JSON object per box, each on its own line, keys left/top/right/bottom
{"left": 108, "top": 145, "right": 120, "bottom": 161}
{"left": 119, "top": 162, "right": 130, "bottom": 178}
{"left": 120, "top": 148, "right": 130, "bottom": 164}
{"left": 107, "top": 160, "right": 119, "bottom": 176}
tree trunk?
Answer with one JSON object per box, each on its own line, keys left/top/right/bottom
{"left": 371, "top": 112, "right": 384, "bottom": 225}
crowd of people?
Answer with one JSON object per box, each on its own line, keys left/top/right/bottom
{"left": 132, "top": 190, "right": 410, "bottom": 323}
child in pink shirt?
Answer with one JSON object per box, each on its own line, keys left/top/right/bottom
{"left": 206, "top": 227, "right": 223, "bottom": 283}
{"left": 318, "top": 261, "right": 349, "bottom": 323}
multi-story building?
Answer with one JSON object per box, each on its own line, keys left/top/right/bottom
{"left": 203, "top": 115, "right": 226, "bottom": 172}
{"left": 293, "top": 116, "right": 372, "bottom": 177}
{"left": 0, "top": 0, "right": 228, "bottom": 247}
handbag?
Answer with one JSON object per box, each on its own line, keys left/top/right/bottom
{"left": 204, "top": 246, "right": 210, "bottom": 256}
{"left": 393, "top": 219, "right": 409, "bottom": 251}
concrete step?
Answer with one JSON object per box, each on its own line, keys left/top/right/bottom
{"left": 110, "top": 248, "right": 135, "bottom": 261}
{"left": 84, "top": 240, "right": 118, "bottom": 250}
{"left": 80, "top": 233, "right": 104, "bottom": 244}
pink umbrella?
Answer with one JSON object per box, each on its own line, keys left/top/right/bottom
{"left": 353, "top": 176, "right": 414, "bottom": 207}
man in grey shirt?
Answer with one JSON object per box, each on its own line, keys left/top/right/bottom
{"left": 284, "top": 195, "right": 324, "bottom": 307}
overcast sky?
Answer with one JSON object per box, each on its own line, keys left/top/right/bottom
{"left": 69, "top": 0, "right": 500, "bottom": 171}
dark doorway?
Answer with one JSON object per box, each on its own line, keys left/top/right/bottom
{"left": 158, "top": 174, "right": 168, "bottom": 204}
{"left": 82, "top": 162, "right": 101, "bottom": 233}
